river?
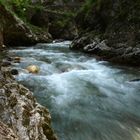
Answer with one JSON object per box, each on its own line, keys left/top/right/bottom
{"left": 9, "top": 41, "right": 140, "bottom": 140}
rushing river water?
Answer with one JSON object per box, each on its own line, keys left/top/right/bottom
{"left": 9, "top": 41, "right": 140, "bottom": 140}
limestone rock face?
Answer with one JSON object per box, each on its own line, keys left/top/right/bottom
{"left": 0, "top": 121, "right": 18, "bottom": 140}
{"left": 0, "top": 67, "right": 57, "bottom": 140}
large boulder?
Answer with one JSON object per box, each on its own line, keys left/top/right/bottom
{"left": 70, "top": 35, "right": 93, "bottom": 50}
{"left": 83, "top": 40, "right": 111, "bottom": 54}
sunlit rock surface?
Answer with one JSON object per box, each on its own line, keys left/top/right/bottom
{"left": 0, "top": 67, "right": 57, "bottom": 140}
{"left": 0, "top": 121, "right": 18, "bottom": 140}
{"left": 26, "top": 65, "right": 40, "bottom": 74}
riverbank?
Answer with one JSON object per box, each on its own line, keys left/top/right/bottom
{"left": 70, "top": 0, "right": 140, "bottom": 67}
{"left": 70, "top": 34, "right": 140, "bottom": 67}
{"left": 0, "top": 56, "right": 57, "bottom": 140}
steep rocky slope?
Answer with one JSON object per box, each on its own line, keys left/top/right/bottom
{"left": 71, "top": 0, "right": 140, "bottom": 66}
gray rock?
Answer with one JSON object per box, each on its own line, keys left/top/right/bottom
{"left": 0, "top": 67, "right": 57, "bottom": 140}
{"left": 84, "top": 40, "right": 111, "bottom": 54}
{"left": 0, "top": 121, "right": 18, "bottom": 140}
{"left": 70, "top": 36, "right": 92, "bottom": 50}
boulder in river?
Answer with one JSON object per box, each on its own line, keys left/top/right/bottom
{"left": 26, "top": 65, "right": 40, "bottom": 73}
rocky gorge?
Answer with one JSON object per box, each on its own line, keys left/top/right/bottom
{"left": 0, "top": 0, "right": 140, "bottom": 139}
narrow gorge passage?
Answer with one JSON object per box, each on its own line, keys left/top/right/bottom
{"left": 9, "top": 41, "right": 140, "bottom": 140}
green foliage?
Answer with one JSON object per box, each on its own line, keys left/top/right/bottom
{"left": 0, "top": 0, "right": 45, "bottom": 22}
{"left": 81, "top": 0, "right": 97, "bottom": 12}
{"left": 0, "top": 0, "right": 30, "bottom": 19}
{"left": 63, "top": 11, "right": 76, "bottom": 18}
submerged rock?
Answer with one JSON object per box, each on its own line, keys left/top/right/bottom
{"left": 0, "top": 67, "right": 57, "bottom": 140}
{"left": 129, "top": 78, "right": 140, "bottom": 82}
{"left": 26, "top": 65, "right": 40, "bottom": 73}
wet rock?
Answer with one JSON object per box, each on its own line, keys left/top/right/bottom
{"left": 0, "top": 121, "right": 18, "bottom": 140}
{"left": 13, "top": 60, "right": 20, "bottom": 63}
{"left": 53, "top": 39, "right": 64, "bottom": 43}
{"left": 13, "top": 57, "right": 21, "bottom": 63}
{"left": 11, "top": 69, "right": 18, "bottom": 75}
{"left": 83, "top": 41, "right": 98, "bottom": 52}
{"left": 129, "top": 78, "right": 140, "bottom": 82}
{"left": 110, "top": 47, "right": 140, "bottom": 66}
{"left": 1, "top": 61, "right": 11, "bottom": 67}
{"left": 70, "top": 36, "right": 93, "bottom": 50}
{"left": 0, "top": 67, "right": 57, "bottom": 140}
{"left": 26, "top": 65, "right": 40, "bottom": 73}
{"left": 84, "top": 40, "right": 111, "bottom": 54}
{"left": 6, "top": 57, "right": 13, "bottom": 62}
{"left": 14, "top": 57, "right": 21, "bottom": 61}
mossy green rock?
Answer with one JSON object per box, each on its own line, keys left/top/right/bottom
{"left": 0, "top": 3, "right": 52, "bottom": 46}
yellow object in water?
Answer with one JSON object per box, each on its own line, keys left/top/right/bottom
{"left": 26, "top": 65, "right": 40, "bottom": 74}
